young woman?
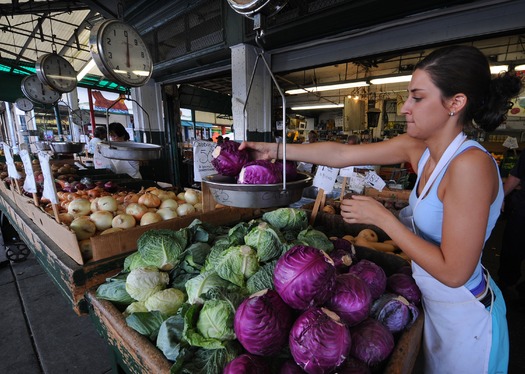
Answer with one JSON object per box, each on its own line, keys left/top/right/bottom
{"left": 107, "top": 122, "right": 142, "bottom": 179}
{"left": 240, "top": 45, "right": 523, "bottom": 373}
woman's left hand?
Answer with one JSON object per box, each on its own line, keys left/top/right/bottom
{"left": 340, "top": 195, "right": 392, "bottom": 226}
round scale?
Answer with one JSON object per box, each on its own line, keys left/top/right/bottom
{"left": 35, "top": 53, "right": 77, "bottom": 93}
{"left": 89, "top": 19, "right": 153, "bottom": 87}
{"left": 21, "top": 74, "right": 61, "bottom": 105}
{"left": 15, "top": 97, "right": 34, "bottom": 112}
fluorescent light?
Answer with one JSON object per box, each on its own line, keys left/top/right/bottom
{"left": 77, "top": 59, "right": 96, "bottom": 81}
{"left": 370, "top": 75, "right": 412, "bottom": 85}
{"left": 291, "top": 103, "right": 344, "bottom": 110}
{"left": 514, "top": 64, "right": 525, "bottom": 71}
{"left": 286, "top": 81, "right": 369, "bottom": 95}
{"left": 490, "top": 65, "right": 508, "bottom": 74}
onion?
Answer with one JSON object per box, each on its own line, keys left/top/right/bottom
{"left": 90, "top": 210, "right": 114, "bottom": 231}
{"left": 156, "top": 207, "right": 178, "bottom": 220}
{"left": 124, "top": 193, "right": 141, "bottom": 204}
{"left": 159, "top": 199, "right": 178, "bottom": 210}
{"left": 125, "top": 203, "right": 149, "bottom": 221}
{"left": 112, "top": 214, "right": 136, "bottom": 229}
{"left": 176, "top": 203, "right": 195, "bottom": 216}
{"left": 68, "top": 198, "right": 91, "bottom": 218}
{"left": 96, "top": 196, "right": 118, "bottom": 212}
{"left": 58, "top": 212, "right": 74, "bottom": 226}
{"left": 100, "top": 227, "right": 124, "bottom": 235}
{"left": 138, "top": 193, "right": 161, "bottom": 208}
{"left": 177, "top": 192, "right": 186, "bottom": 201}
{"left": 193, "top": 202, "right": 203, "bottom": 212}
{"left": 140, "top": 212, "right": 163, "bottom": 226}
{"left": 70, "top": 216, "right": 97, "bottom": 240}
{"left": 184, "top": 189, "right": 200, "bottom": 205}
{"left": 78, "top": 239, "right": 93, "bottom": 261}
{"left": 90, "top": 198, "right": 100, "bottom": 212}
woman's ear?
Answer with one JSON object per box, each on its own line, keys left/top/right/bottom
{"left": 448, "top": 93, "right": 467, "bottom": 114}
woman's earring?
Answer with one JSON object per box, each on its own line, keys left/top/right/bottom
{"left": 449, "top": 111, "right": 455, "bottom": 116}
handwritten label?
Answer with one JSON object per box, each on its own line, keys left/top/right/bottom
{"left": 339, "top": 166, "right": 355, "bottom": 177}
{"left": 364, "top": 171, "right": 386, "bottom": 191}
{"left": 313, "top": 166, "right": 340, "bottom": 193}
{"left": 2, "top": 143, "right": 20, "bottom": 179}
{"left": 20, "top": 148, "right": 37, "bottom": 193}
{"left": 502, "top": 136, "right": 519, "bottom": 149}
{"left": 193, "top": 141, "right": 217, "bottom": 182}
{"left": 37, "top": 151, "right": 58, "bottom": 204}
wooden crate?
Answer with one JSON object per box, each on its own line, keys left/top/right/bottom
{"left": 86, "top": 210, "right": 423, "bottom": 373}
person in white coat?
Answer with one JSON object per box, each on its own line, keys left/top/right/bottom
{"left": 240, "top": 45, "right": 523, "bottom": 373}
{"left": 107, "top": 122, "right": 142, "bottom": 179}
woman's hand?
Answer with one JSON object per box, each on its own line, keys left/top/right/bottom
{"left": 239, "top": 141, "right": 277, "bottom": 160}
{"left": 340, "top": 195, "right": 393, "bottom": 226}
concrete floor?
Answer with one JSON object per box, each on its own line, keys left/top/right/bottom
{"left": 0, "top": 217, "right": 523, "bottom": 374}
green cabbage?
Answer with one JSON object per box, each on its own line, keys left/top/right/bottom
{"left": 123, "top": 251, "right": 149, "bottom": 272}
{"left": 244, "top": 221, "right": 285, "bottom": 262}
{"left": 246, "top": 260, "right": 277, "bottom": 294}
{"left": 137, "top": 228, "right": 190, "bottom": 271}
{"left": 145, "top": 288, "right": 186, "bottom": 316}
{"left": 96, "top": 279, "right": 135, "bottom": 305}
{"left": 185, "top": 271, "right": 235, "bottom": 304}
{"left": 297, "top": 227, "right": 334, "bottom": 252}
{"left": 262, "top": 208, "right": 308, "bottom": 232}
{"left": 197, "top": 299, "right": 236, "bottom": 341}
{"left": 213, "top": 245, "right": 259, "bottom": 287}
{"left": 124, "top": 301, "right": 148, "bottom": 316}
{"left": 125, "top": 266, "right": 169, "bottom": 301}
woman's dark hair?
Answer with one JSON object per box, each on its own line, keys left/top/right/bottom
{"left": 108, "top": 122, "right": 130, "bottom": 140}
{"left": 415, "top": 45, "right": 523, "bottom": 132}
{"left": 93, "top": 126, "right": 107, "bottom": 140}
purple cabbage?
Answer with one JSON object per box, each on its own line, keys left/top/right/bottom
{"left": 348, "top": 259, "right": 387, "bottom": 299}
{"left": 280, "top": 359, "right": 306, "bottom": 373}
{"left": 223, "top": 353, "right": 271, "bottom": 374}
{"left": 238, "top": 159, "right": 282, "bottom": 184}
{"left": 324, "top": 273, "right": 372, "bottom": 327}
{"left": 273, "top": 245, "right": 336, "bottom": 310}
{"left": 211, "top": 140, "right": 249, "bottom": 176}
{"left": 349, "top": 318, "right": 395, "bottom": 366}
{"left": 275, "top": 160, "right": 298, "bottom": 180}
{"left": 289, "top": 307, "right": 352, "bottom": 374}
{"left": 330, "top": 238, "right": 357, "bottom": 273}
{"left": 371, "top": 293, "right": 419, "bottom": 333}
{"left": 387, "top": 273, "right": 421, "bottom": 304}
{"left": 234, "top": 289, "right": 294, "bottom": 356}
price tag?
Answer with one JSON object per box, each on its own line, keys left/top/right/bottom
{"left": 339, "top": 166, "right": 354, "bottom": 177}
{"left": 313, "top": 166, "right": 340, "bottom": 193}
{"left": 364, "top": 170, "right": 386, "bottom": 191}
{"left": 20, "top": 148, "right": 37, "bottom": 193}
{"left": 193, "top": 140, "right": 217, "bottom": 182}
{"left": 2, "top": 143, "right": 20, "bottom": 179}
{"left": 37, "top": 151, "right": 58, "bottom": 204}
{"left": 502, "top": 136, "right": 519, "bottom": 149}
{"left": 348, "top": 173, "right": 366, "bottom": 194}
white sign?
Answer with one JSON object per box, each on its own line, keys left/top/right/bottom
{"left": 193, "top": 140, "right": 217, "bottom": 182}
{"left": 364, "top": 170, "right": 386, "bottom": 191}
{"left": 339, "top": 166, "right": 355, "bottom": 177}
{"left": 502, "top": 136, "right": 519, "bottom": 149}
{"left": 313, "top": 166, "right": 340, "bottom": 193}
{"left": 37, "top": 151, "right": 58, "bottom": 204}
{"left": 2, "top": 143, "right": 20, "bottom": 179}
{"left": 20, "top": 148, "right": 37, "bottom": 193}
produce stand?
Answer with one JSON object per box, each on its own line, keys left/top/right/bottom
{"left": 86, "top": 209, "right": 424, "bottom": 373}
{"left": 0, "top": 186, "right": 124, "bottom": 315}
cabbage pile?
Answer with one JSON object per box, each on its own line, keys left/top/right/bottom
{"left": 95, "top": 207, "right": 421, "bottom": 374}
{"left": 210, "top": 139, "right": 299, "bottom": 184}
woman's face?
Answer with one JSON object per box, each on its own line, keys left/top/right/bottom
{"left": 401, "top": 69, "right": 451, "bottom": 139}
{"left": 110, "top": 133, "right": 125, "bottom": 142}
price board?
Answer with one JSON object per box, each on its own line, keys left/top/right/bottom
{"left": 313, "top": 166, "right": 340, "bottom": 194}
{"left": 193, "top": 141, "right": 217, "bottom": 182}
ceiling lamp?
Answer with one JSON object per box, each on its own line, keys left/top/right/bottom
{"left": 513, "top": 64, "right": 525, "bottom": 71}
{"left": 291, "top": 103, "right": 344, "bottom": 110}
{"left": 370, "top": 75, "right": 412, "bottom": 85}
{"left": 77, "top": 59, "right": 97, "bottom": 81}
{"left": 286, "top": 81, "right": 369, "bottom": 95}
{"left": 490, "top": 65, "right": 508, "bottom": 74}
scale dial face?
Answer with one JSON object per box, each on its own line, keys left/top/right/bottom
{"left": 21, "top": 74, "right": 61, "bottom": 105}
{"left": 15, "top": 97, "right": 34, "bottom": 112}
{"left": 89, "top": 19, "right": 153, "bottom": 87}
{"left": 35, "top": 53, "right": 77, "bottom": 93}
{"left": 71, "top": 109, "right": 91, "bottom": 125}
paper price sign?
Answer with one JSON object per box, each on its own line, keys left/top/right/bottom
{"left": 193, "top": 141, "right": 217, "bottom": 182}
{"left": 339, "top": 166, "right": 355, "bottom": 177}
{"left": 364, "top": 171, "right": 386, "bottom": 191}
{"left": 2, "top": 142, "right": 20, "bottom": 179}
{"left": 20, "top": 148, "right": 37, "bottom": 193}
{"left": 313, "top": 166, "right": 340, "bottom": 193}
{"left": 37, "top": 151, "right": 58, "bottom": 204}
{"left": 502, "top": 136, "right": 519, "bottom": 149}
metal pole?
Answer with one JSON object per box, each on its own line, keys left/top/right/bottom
{"left": 53, "top": 103, "right": 63, "bottom": 137}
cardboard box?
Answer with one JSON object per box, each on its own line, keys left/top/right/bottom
{"left": 18, "top": 199, "right": 260, "bottom": 265}
{"left": 364, "top": 187, "right": 411, "bottom": 201}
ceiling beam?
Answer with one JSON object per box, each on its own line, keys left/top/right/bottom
{"left": 0, "top": 1, "right": 88, "bottom": 15}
